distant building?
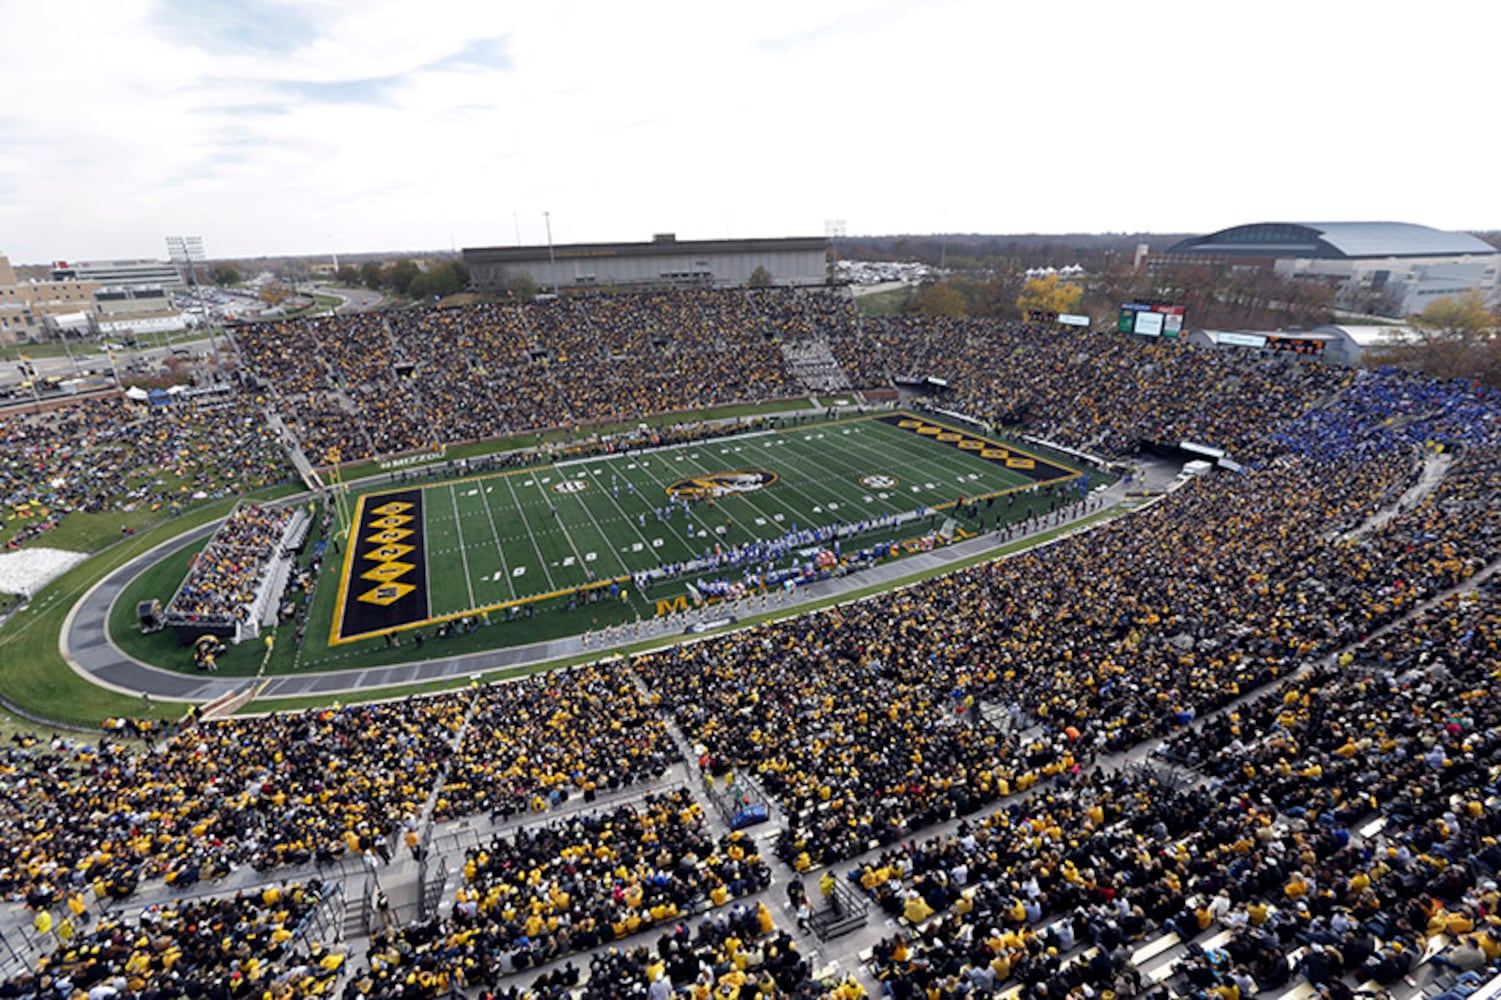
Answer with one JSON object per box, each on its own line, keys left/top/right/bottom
{"left": 0, "top": 254, "right": 99, "bottom": 343}
{"left": 50, "top": 258, "right": 186, "bottom": 291}
{"left": 1152, "top": 222, "right": 1499, "bottom": 316}
{"left": 50, "top": 259, "right": 183, "bottom": 327}
{"left": 464, "top": 234, "right": 828, "bottom": 293}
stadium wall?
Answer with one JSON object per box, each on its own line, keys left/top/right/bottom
{"left": 464, "top": 236, "right": 828, "bottom": 292}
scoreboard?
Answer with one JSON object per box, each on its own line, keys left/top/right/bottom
{"left": 1119, "top": 302, "right": 1186, "bottom": 338}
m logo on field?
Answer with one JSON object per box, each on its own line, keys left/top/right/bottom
{"left": 860, "top": 474, "right": 899, "bottom": 489}
{"left": 666, "top": 469, "right": 778, "bottom": 500}
{"left": 553, "top": 479, "right": 589, "bottom": 494}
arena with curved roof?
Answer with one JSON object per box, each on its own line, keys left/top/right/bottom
{"left": 1155, "top": 221, "right": 1500, "bottom": 316}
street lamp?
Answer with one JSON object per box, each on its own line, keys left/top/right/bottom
{"left": 166, "top": 236, "right": 222, "bottom": 372}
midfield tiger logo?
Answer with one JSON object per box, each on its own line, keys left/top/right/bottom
{"left": 666, "top": 469, "right": 778, "bottom": 500}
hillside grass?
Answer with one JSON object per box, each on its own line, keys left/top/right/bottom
{"left": 0, "top": 488, "right": 300, "bottom": 728}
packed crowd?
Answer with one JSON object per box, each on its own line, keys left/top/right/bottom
{"left": 434, "top": 666, "right": 674, "bottom": 823}
{"left": 12, "top": 882, "right": 345, "bottom": 1000}
{"left": 234, "top": 293, "right": 1392, "bottom": 474}
{"left": 233, "top": 289, "right": 859, "bottom": 463}
{"left": 628, "top": 362, "right": 1501, "bottom": 874}
{"left": 0, "top": 393, "right": 292, "bottom": 550}
{"left": 9, "top": 310, "right": 1501, "bottom": 998}
{"left": 346, "top": 900, "right": 830, "bottom": 1000}
{"left": 0, "top": 698, "right": 464, "bottom": 909}
{"left": 827, "top": 316, "right": 1350, "bottom": 459}
{"left": 852, "top": 569, "right": 1501, "bottom": 995}
{"left": 164, "top": 503, "right": 295, "bottom": 624}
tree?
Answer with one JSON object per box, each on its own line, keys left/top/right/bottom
{"left": 509, "top": 271, "right": 539, "bottom": 302}
{"left": 747, "top": 265, "right": 774, "bottom": 289}
{"left": 260, "top": 283, "right": 290, "bottom": 307}
{"left": 211, "top": 266, "right": 241, "bottom": 287}
{"left": 1015, "top": 273, "right": 1083, "bottom": 318}
{"left": 335, "top": 265, "right": 360, "bottom": 286}
{"left": 1410, "top": 289, "right": 1496, "bottom": 344}
{"left": 910, "top": 281, "right": 967, "bottom": 317}
{"left": 384, "top": 260, "right": 421, "bottom": 295}
{"left": 427, "top": 262, "right": 465, "bottom": 298}
{"left": 1369, "top": 290, "right": 1499, "bottom": 384}
{"left": 360, "top": 262, "right": 384, "bottom": 290}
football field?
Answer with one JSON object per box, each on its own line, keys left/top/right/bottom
{"left": 330, "top": 412, "right": 1083, "bottom": 643}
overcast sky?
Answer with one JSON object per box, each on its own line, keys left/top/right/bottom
{"left": 1, "top": 0, "right": 1495, "bottom": 263}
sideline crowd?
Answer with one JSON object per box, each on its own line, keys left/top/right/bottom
{"left": 7, "top": 298, "right": 1501, "bottom": 999}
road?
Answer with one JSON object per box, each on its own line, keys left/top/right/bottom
{"left": 314, "top": 283, "right": 385, "bottom": 313}
{"left": 850, "top": 279, "right": 916, "bottom": 298}
{"left": 0, "top": 335, "right": 222, "bottom": 392}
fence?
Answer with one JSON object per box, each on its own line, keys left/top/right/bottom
{"left": 417, "top": 857, "right": 449, "bottom": 921}
{"left": 808, "top": 877, "right": 869, "bottom": 941}
{"left": 289, "top": 882, "right": 345, "bottom": 954}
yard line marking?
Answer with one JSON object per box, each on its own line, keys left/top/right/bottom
{"left": 673, "top": 448, "right": 800, "bottom": 533}
{"left": 585, "top": 453, "right": 673, "bottom": 569}
{"left": 502, "top": 469, "right": 557, "bottom": 592}
{"left": 476, "top": 477, "right": 517, "bottom": 603}
{"left": 759, "top": 425, "right": 913, "bottom": 521}
{"left": 525, "top": 466, "right": 591, "bottom": 585}
{"left": 448, "top": 483, "right": 478, "bottom": 610}
{"left": 610, "top": 449, "right": 740, "bottom": 553}
{"left": 557, "top": 479, "right": 623, "bottom": 579}
{"left": 837, "top": 418, "right": 1019, "bottom": 503}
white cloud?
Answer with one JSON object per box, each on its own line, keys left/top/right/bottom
{"left": 0, "top": 0, "right": 1495, "bottom": 263}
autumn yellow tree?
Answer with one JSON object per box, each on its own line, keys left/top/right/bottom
{"left": 1015, "top": 273, "right": 1083, "bottom": 318}
{"left": 1368, "top": 290, "right": 1500, "bottom": 384}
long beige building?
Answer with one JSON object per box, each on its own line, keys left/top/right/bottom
{"left": 0, "top": 254, "right": 99, "bottom": 344}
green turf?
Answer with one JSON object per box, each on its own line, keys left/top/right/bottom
{"left": 329, "top": 398, "right": 819, "bottom": 483}
{"left": 109, "top": 412, "right": 1097, "bottom": 675}
{"left": 371, "top": 413, "right": 1068, "bottom": 626}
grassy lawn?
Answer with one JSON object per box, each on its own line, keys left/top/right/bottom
{"left": 0, "top": 459, "right": 1122, "bottom": 727}
{"left": 1, "top": 482, "right": 302, "bottom": 553}
{"left": 282, "top": 294, "right": 344, "bottom": 319}
{"left": 853, "top": 285, "right": 913, "bottom": 317}
{"left": 0, "top": 491, "right": 300, "bottom": 728}
{"left": 1, "top": 341, "right": 76, "bottom": 361}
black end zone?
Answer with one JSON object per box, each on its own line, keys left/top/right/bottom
{"left": 335, "top": 489, "right": 431, "bottom": 642}
{"left": 875, "top": 413, "right": 1078, "bottom": 484}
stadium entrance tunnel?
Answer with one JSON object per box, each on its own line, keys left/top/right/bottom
{"left": 1136, "top": 439, "right": 1227, "bottom": 466}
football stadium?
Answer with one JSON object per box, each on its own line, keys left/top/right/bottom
{"left": 2, "top": 285, "right": 1500, "bottom": 1000}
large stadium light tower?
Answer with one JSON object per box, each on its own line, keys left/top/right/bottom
{"left": 166, "top": 236, "right": 222, "bottom": 372}
{"left": 825, "top": 219, "right": 846, "bottom": 284}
